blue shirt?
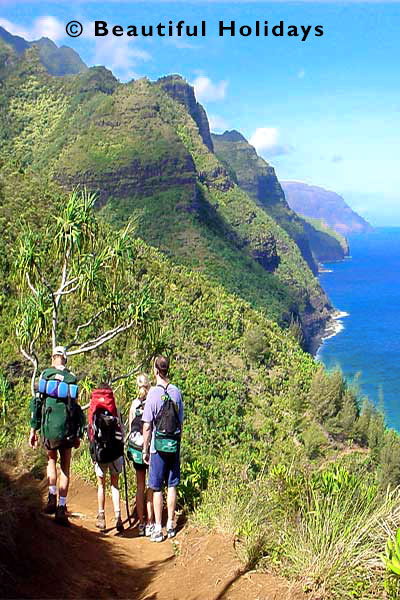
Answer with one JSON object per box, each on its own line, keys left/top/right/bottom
{"left": 142, "top": 383, "right": 184, "bottom": 453}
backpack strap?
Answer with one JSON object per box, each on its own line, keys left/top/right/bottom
{"left": 157, "top": 384, "right": 170, "bottom": 393}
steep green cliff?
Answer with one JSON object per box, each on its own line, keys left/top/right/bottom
{"left": 0, "top": 42, "right": 335, "bottom": 348}
{"left": 212, "top": 131, "right": 348, "bottom": 266}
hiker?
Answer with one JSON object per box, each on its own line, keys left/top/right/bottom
{"left": 29, "top": 346, "right": 84, "bottom": 525}
{"left": 142, "top": 356, "right": 184, "bottom": 542}
{"left": 127, "top": 374, "right": 155, "bottom": 537}
{"left": 88, "top": 382, "right": 125, "bottom": 533}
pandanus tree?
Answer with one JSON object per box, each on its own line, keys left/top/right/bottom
{"left": 14, "top": 188, "right": 157, "bottom": 395}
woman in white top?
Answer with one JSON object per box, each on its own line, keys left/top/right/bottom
{"left": 128, "top": 374, "right": 154, "bottom": 536}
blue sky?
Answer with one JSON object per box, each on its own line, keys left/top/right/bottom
{"left": 1, "top": 1, "right": 399, "bottom": 225}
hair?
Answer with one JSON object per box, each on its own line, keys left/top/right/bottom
{"left": 154, "top": 355, "right": 169, "bottom": 379}
{"left": 136, "top": 374, "right": 150, "bottom": 399}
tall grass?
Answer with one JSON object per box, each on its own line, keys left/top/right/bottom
{"left": 194, "top": 464, "right": 400, "bottom": 599}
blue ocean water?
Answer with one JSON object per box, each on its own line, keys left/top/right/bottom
{"left": 317, "top": 227, "right": 400, "bottom": 431}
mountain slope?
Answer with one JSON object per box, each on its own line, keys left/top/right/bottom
{"left": 212, "top": 131, "right": 348, "bottom": 266}
{"left": 282, "top": 181, "right": 373, "bottom": 235}
{"left": 0, "top": 45, "right": 335, "bottom": 348}
{"left": 0, "top": 25, "right": 87, "bottom": 76}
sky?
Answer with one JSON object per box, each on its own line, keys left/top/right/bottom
{"left": 1, "top": 1, "right": 399, "bottom": 226}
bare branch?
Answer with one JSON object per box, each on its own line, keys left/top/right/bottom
{"left": 57, "top": 284, "right": 79, "bottom": 297}
{"left": 61, "top": 277, "right": 78, "bottom": 291}
{"left": 67, "top": 320, "right": 135, "bottom": 356}
{"left": 52, "top": 249, "right": 72, "bottom": 347}
{"left": 110, "top": 360, "right": 148, "bottom": 384}
{"left": 66, "top": 309, "right": 107, "bottom": 350}
{"left": 25, "top": 273, "right": 38, "bottom": 297}
{"left": 20, "top": 345, "right": 39, "bottom": 396}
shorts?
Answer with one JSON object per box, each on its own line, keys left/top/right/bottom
{"left": 148, "top": 451, "right": 180, "bottom": 491}
{"left": 44, "top": 438, "right": 75, "bottom": 451}
{"left": 94, "top": 456, "right": 123, "bottom": 478}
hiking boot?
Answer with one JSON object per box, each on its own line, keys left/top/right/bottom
{"left": 167, "top": 526, "right": 176, "bottom": 539}
{"left": 96, "top": 512, "right": 106, "bottom": 531}
{"left": 54, "top": 505, "right": 69, "bottom": 526}
{"left": 115, "top": 515, "right": 124, "bottom": 533}
{"left": 145, "top": 523, "right": 154, "bottom": 537}
{"left": 43, "top": 493, "right": 57, "bottom": 515}
{"left": 138, "top": 523, "right": 146, "bottom": 537}
{"left": 150, "top": 528, "right": 164, "bottom": 543}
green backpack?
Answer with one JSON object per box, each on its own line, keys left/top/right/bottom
{"left": 39, "top": 368, "right": 84, "bottom": 448}
{"left": 127, "top": 399, "right": 145, "bottom": 465}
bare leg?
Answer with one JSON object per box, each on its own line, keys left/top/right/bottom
{"left": 59, "top": 448, "right": 72, "bottom": 498}
{"left": 146, "top": 487, "right": 154, "bottom": 524}
{"left": 167, "top": 486, "right": 177, "bottom": 524}
{"left": 97, "top": 474, "right": 105, "bottom": 513}
{"left": 153, "top": 490, "right": 163, "bottom": 526}
{"left": 47, "top": 450, "right": 57, "bottom": 488}
{"left": 136, "top": 469, "right": 146, "bottom": 523}
{"left": 110, "top": 474, "right": 120, "bottom": 516}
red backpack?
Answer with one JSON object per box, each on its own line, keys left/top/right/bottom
{"left": 88, "top": 388, "right": 123, "bottom": 463}
{"left": 88, "top": 387, "right": 118, "bottom": 441}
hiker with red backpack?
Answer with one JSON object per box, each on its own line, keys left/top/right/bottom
{"left": 88, "top": 383, "right": 125, "bottom": 533}
{"left": 142, "top": 356, "right": 184, "bottom": 542}
{"left": 127, "top": 374, "right": 155, "bottom": 537}
{"left": 29, "top": 346, "right": 85, "bottom": 525}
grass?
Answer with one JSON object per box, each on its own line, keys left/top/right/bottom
{"left": 193, "top": 463, "right": 400, "bottom": 599}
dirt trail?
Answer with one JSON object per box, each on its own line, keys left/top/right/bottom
{"left": 3, "top": 469, "right": 304, "bottom": 600}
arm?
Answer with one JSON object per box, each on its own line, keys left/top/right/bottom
{"left": 29, "top": 394, "right": 42, "bottom": 449}
{"left": 142, "top": 422, "right": 152, "bottom": 465}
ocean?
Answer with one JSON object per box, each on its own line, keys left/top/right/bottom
{"left": 317, "top": 227, "right": 400, "bottom": 431}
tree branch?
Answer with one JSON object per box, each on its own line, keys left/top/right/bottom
{"left": 67, "top": 320, "right": 135, "bottom": 356}
{"left": 52, "top": 249, "right": 72, "bottom": 348}
{"left": 25, "top": 273, "right": 38, "bottom": 297}
{"left": 57, "top": 284, "right": 79, "bottom": 297}
{"left": 109, "top": 359, "right": 148, "bottom": 384}
{"left": 20, "top": 345, "right": 39, "bottom": 396}
{"left": 66, "top": 309, "right": 107, "bottom": 350}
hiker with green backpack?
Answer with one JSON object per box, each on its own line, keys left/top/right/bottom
{"left": 127, "top": 374, "right": 155, "bottom": 537}
{"left": 29, "top": 346, "right": 85, "bottom": 525}
{"left": 142, "top": 356, "right": 184, "bottom": 542}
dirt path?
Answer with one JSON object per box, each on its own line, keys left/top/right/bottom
{"left": 2, "top": 468, "right": 304, "bottom": 600}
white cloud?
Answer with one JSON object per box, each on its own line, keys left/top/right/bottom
{"left": 92, "top": 35, "right": 151, "bottom": 81}
{"left": 209, "top": 114, "right": 228, "bottom": 132}
{"left": 192, "top": 75, "right": 227, "bottom": 102}
{"left": 33, "top": 16, "right": 65, "bottom": 41}
{"left": 249, "top": 127, "right": 292, "bottom": 157}
{"left": 0, "top": 18, "right": 30, "bottom": 39}
{"left": 297, "top": 68, "right": 305, "bottom": 79}
{"left": 0, "top": 16, "right": 66, "bottom": 42}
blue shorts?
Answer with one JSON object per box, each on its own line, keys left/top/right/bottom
{"left": 148, "top": 451, "right": 180, "bottom": 491}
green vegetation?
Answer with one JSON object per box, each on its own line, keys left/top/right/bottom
{"left": 195, "top": 463, "right": 400, "bottom": 598}
{"left": 0, "top": 47, "right": 336, "bottom": 348}
{"left": 1, "top": 38, "right": 399, "bottom": 600}
{"left": 0, "top": 26, "right": 87, "bottom": 76}
{"left": 212, "top": 130, "right": 348, "bottom": 268}
{"left": 303, "top": 215, "right": 350, "bottom": 256}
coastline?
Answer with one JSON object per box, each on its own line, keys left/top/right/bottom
{"left": 312, "top": 309, "right": 349, "bottom": 358}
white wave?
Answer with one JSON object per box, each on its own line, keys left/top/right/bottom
{"left": 334, "top": 310, "right": 350, "bottom": 319}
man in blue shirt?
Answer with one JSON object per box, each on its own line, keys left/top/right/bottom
{"left": 142, "top": 355, "right": 184, "bottom": 542}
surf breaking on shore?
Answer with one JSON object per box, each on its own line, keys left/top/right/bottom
{"left": 315, "top": 310, "right": 349, "bottom": 359}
